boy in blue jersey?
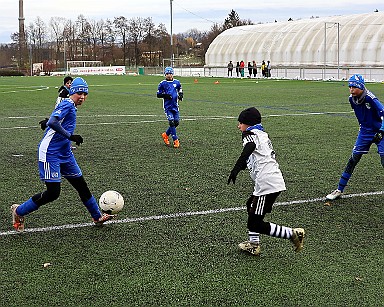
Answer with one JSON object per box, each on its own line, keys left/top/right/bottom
{"left": 39, "top": 76, "right": 73, "bottom": 130}
{"left": 157, "top": 67, "right": 183, "bottom": 148}
{"left": 11, "top": 77, "right": 114, "bottom": 232}
{"left": 326, "top": 74, "right": 384, "bottom": 200}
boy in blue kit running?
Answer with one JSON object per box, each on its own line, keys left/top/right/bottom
{"left": 326, "top": 74, "right": 384, "bottom": 200}
{"left": 157, "top": 67, "right": 183, "bottom": 148}
{"left": 11, "top": 77, "right": 114, "bottom": 232}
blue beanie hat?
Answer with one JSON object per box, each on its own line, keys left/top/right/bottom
{"left": 69, "top": 77, "right": 88, "bottom": 95}
{"left": 164, "top": 67, "right": 174, "bottom": 75}
{"left": 348, "top": 74, "right": 365, "bottom": 90}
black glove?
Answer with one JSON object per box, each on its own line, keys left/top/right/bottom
{"left": 227, "top": 167, "right": 241, "bottom": 184}
{"left": 373, "top": 130, "right": 384, "bottom": 143}
{"left": 39, "top": 118, "right": 49, "bottom": 130}
{"left": 69, "top": 134, "right": 83, "bottom": 146}
{"left": 178, "top": 92, "right": 183, "bottom": 101}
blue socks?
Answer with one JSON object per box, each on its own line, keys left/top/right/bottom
{"left": 16, "top": 198, "right": 39, "bottom": 216}
{"left": 83, "top": 196, "right": 102, "bottom": 220}
{"left": 166, "top": 127, "right": 178, "bottom": 140}
{"left": 338, "top": 172, "right": 351, "bottom": 192}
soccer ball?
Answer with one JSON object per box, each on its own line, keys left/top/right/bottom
{"left": 99, "top": 190, "right": 124, "bottom": 214}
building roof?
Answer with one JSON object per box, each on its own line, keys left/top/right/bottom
{"left": 205, "top": 12, "right": 384, "bottom": 67}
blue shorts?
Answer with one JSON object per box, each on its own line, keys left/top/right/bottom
{"left": 39, "top": 156, "right": 82, "bottom": 182}
{"left": 165, "top": 109, "right": 180, "bottom": 122}
{"left": 353, "top": 130, "right": 384, "bottom": 155}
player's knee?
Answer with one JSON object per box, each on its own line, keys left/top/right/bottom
{"left": 174, "top": 120, "right": 179, "bottom": 127}
{"left": 168, "top": 120, "right": 175, "bottom": 127}
{"left": 33, "top": 183, "right": 61, "bottom": 204}
{"left": 346, "top": 153, "right": 362, "bottom": 172}
{"left": 350, "top": 153, "right": 362, "bottom": 163}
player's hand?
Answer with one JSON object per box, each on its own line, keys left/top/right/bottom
{"left": 227, "top": 169, "right": 239, "bottom": 184}
{"left": 69, "top": 134, "right": 83, "bottom": 146}
{"left": 39, "top": 118, "right": 49, "bottom": 130}
{"left": 373, "top": 130, "right": 384, "bottom": 143}
{"left": 178, "top": 92, "right": 183, "bottom": 101}
{"left": 165, "top": 94, "right": 172, "bottom": 100}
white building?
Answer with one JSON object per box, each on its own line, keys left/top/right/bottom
{"left": 205, "top": 12, "right": 384, "bottom": 68}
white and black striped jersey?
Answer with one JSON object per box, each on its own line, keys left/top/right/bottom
{"left": 242, "top": 127, "right": 286, "bottom": 196}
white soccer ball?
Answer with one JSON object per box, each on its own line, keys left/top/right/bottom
{"left": 99, "top": 190, "right": 124, "bottom": 214}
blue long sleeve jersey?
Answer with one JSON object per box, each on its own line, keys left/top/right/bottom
{"left": 157, "top": 79, "right": 182, "bottom": 111}
{"left": 349, "top": 89, "right": 384, "bottom": 132}
{"left": 39, "top": 98, "right": 77, "bottom": 163}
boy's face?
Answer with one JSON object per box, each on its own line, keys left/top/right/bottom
{"left": 165, "top": 73, "right": 173, "bottom": 81}
{"left": 65, "top": 80, "right": 72, "bottom": 89}
{"left": 237, "top": 122, "right": 249, "bottom": 132}
{"left": 349, "top": 86, "right": 364, "bottom": 97}
{"left": 71, "top": 92, "right": 88, "bottom": 106}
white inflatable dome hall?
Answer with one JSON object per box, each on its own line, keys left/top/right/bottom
{"left": 205, "top": 12, "right": 384, "bottom": 67}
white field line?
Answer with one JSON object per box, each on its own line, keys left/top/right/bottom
{"left": 1, "top": 190, "right": 383, "bottom": 237}
{"left": 0, "top": 111, "right": 353, "bottom": 130}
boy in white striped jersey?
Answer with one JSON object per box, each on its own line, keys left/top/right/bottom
{"left": 228, "top": 107, "right": 305, "bottom": 256}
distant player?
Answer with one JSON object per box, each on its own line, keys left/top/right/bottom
{"left": 56, "top": 76, "right": 73, "bottom": 105}
{"left": 39, "top": 76, "right": 73, "bottom": 130}
{"left": 11, "top": 77, "right": 114, "bottom": 232}
{"left": 228, "top": 107, "right": 305, "bottom": 256}
{"left": 326, "top": 74, "right": 384, "bottom": 200}
{"left": 156, "top": 67, "right": 183, "bottom": 148}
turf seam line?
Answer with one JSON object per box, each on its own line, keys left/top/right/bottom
{"left": 1, "top": 190, "right": 383, "bottom": 236}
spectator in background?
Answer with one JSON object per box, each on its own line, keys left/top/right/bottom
{"left": 240, "top": 60, "right": 245, "bottom": 78}
{"left": 236, "top": 62, "right": 240, "bottom": 77}
{"left": 252, "top": 61, "right": 257, "bottom": 78}
{"left": 247, "top": 62, "right": 253, "bottom": 78}
{"left": 261, "top": 60, "right": 266, "bottom": 77}
{"left": 227, "top": 61, "right": 234, "bottom": 77}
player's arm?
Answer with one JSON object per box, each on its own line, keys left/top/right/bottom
{"left": 227, "top": 142, "right": 256, "bottom": 184}
{"left": 47, "top": 116, "right": 83, "bottom": 145}
{"left": 156, "top": 82, "right": 171, "bottom": 99}
{"left": 373, "top": 100, "right": 384, "bottom": 143}
{"left": 177, "top": 83, "right": 183, "bottom": 101}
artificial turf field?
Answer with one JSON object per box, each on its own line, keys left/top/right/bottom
{"left": 0, "top": 75, "right": 383, "bottom": 306}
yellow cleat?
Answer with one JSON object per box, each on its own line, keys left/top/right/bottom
{"left": 291, "top": 228, "right": 305, "bottom": 252}
{"left": 238, "top": 241, "right": 261, "bottom": 256}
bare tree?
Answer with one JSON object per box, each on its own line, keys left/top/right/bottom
{"left": 89, "top": 19, "right": 105, "bottom": 61}
{"left": 104, "top": 19, "right": 116, "bottom": 64}
{"left": 76, "top": 15, "right": 91, "bottom": 60}
{"left": 113, "top": 16, "right": 128, "bottom": 65}
{"left": 50, "top": 17, "right": 67, "bottom": 69}
{"left": 142, "top": 17, "right": 156, "bottom": 66}
{"left": 127, "top": 17, "right": 147, "bottom": 66}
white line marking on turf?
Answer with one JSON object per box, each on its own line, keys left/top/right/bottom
{"left": 1, "top": 190, "right": 383, "bottom": 236}
{"left": 0, "top": 112, "right": 353, "bottom": 130}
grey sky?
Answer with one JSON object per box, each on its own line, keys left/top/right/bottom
{"left": 1, "top": 0, "right": 382, "bottom": 43}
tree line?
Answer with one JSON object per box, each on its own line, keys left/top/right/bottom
{"left": 0, "top": 10, "right": 253, "bottom": 73}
